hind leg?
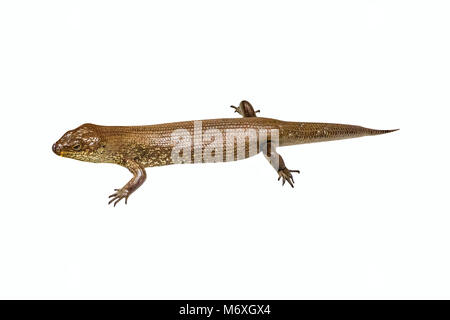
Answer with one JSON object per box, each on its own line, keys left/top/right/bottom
{"left": 261, "top": 141, "right": 300, "bottom": 188}
{"left": 230, "top": 100, "right": 260, "bottom": 117}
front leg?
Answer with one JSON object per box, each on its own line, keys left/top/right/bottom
{"left": 108, "top": 159, "right": 147, "bottom": 206}
{"left": 262, "top": 142, "right": 300, "bottom": 188}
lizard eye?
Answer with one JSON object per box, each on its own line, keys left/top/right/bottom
{"left": 73, "top": 144, "right": 81, "bottom": 151}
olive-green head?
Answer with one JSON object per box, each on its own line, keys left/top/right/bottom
{"left": 52, "top": 123, "right": 106, "bottom": 163}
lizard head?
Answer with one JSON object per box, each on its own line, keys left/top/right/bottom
{"left": 52, "top": 123, "right": 106, "bottom": 163}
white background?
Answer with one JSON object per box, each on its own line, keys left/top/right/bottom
{"left": 0, "top": 1, "right": 449, "bottom": 299}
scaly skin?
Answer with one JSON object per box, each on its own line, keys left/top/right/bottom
{"left": 52, "top": 100, "right": 398, "bottom": 206}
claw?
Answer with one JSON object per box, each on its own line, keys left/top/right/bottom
{"left": 278, "top": 168, "right": 300, "bottom": 188}
{"left": 108, "top": 188, "right": 129, "bottom": 206}
{"left": 230, "top": 103, "right": 259, "bottom": 117}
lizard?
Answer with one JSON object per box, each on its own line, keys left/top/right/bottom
{"left": 52, "top": 100, "right": 398, "bottom": 206}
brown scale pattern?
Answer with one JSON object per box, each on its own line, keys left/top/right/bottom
{"left": 53, "top": 111, "right": 397, "bottom": 206}
{"left": 92, "top": 118, "right": 396, "bottom": 167}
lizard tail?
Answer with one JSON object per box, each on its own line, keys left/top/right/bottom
{"left": 279, "top": 122, "right": 399, "bottom": 146}
{"left": 367, "top": 128, "right": 399, "bottom": 135}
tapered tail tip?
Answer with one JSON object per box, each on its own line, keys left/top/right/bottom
{"left": 369, "top": 128, "right": 399, "bottom": 135}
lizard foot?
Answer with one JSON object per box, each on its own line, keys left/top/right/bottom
{"left": 278, "top": 168, "right": 300, "bottom": 188}
{"left": 230, "top": 100, "right": 260, "bottom": 117}
{"left": 108, "top": 188, "right": 130, "bottom": 206}
{"left": 231, "top": 105, "right": 260, "bottom": 117}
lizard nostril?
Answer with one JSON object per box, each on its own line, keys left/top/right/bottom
{"left": 52, "top": 143, "right": 58, "bottom": 154}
